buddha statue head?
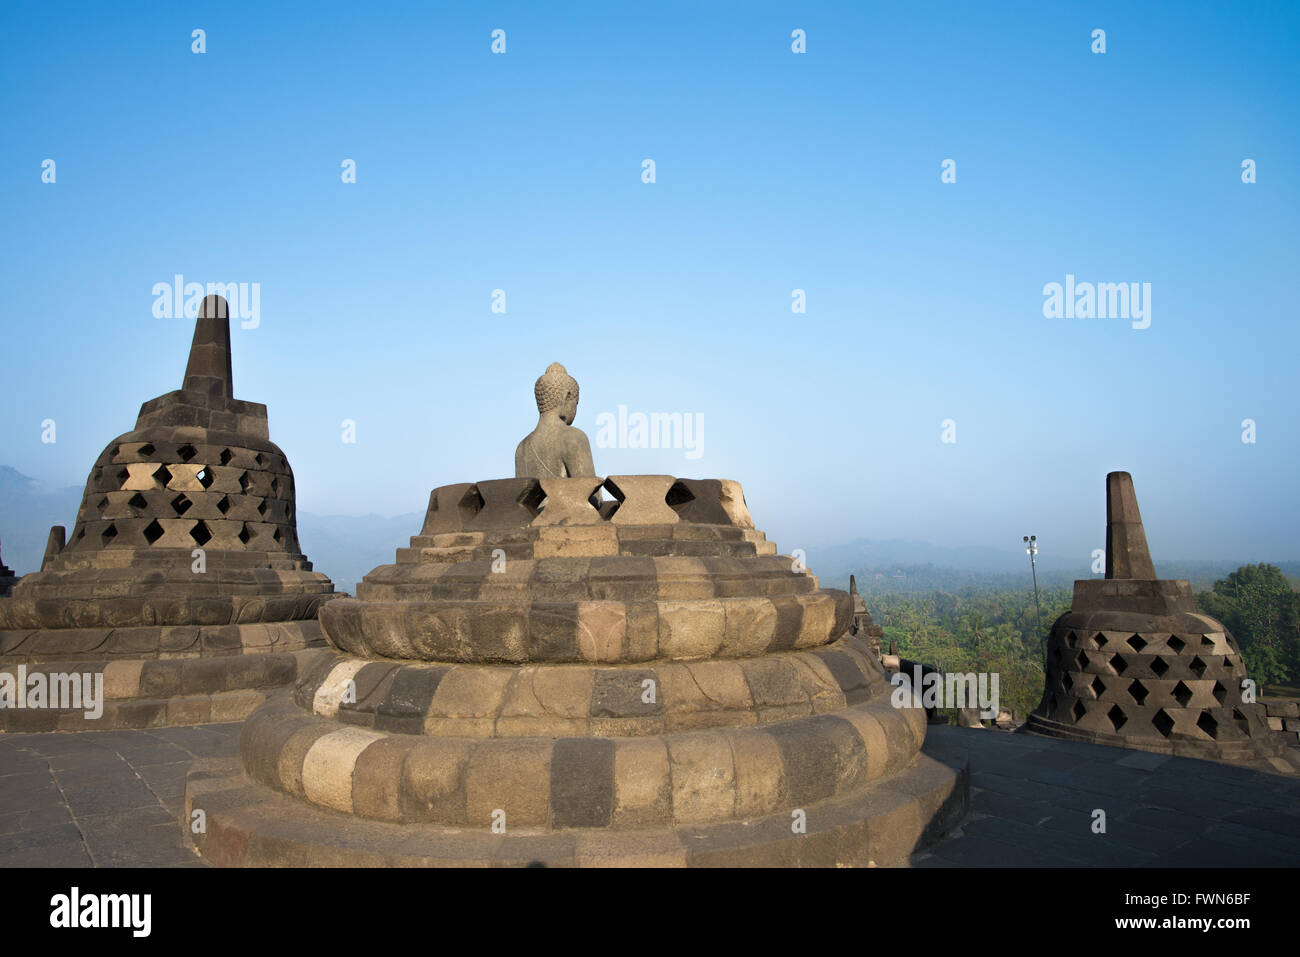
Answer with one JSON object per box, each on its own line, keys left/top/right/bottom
{"left": 534, "top": 362, "right": 580, "bottom": 425}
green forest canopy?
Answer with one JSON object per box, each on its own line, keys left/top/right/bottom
{"left": 864, "top": 563, "right": 1300, "bottom": 721}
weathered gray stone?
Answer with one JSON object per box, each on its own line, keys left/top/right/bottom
{"left": 1024, "top": 472, "right": 1298, "bottom": 775}
{"left": 0, "top": 296, "right": 338, "bottom": 730}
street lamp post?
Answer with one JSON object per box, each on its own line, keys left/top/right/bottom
{"left": 1023, "top": 535, "right": 1044, "bottom": 666}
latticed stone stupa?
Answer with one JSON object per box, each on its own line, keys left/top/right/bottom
{"left": 1024, "top": 472, "right": 1299, "bottom": 774}
{"left": 185, "top": 362, "right": 966, "bottom": 866}
{"left": 0, "top": 296, "right": 337, "bottom": 730}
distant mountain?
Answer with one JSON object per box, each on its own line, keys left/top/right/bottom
{"left": 294, "top": 511, "right": 422, "bottom": 594}
{"left": 0, "top": 466, "right": 84, "bottom": 575}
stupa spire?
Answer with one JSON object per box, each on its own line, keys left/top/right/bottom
{"left": 1105, "top": 471, "right": 1156, "bottom": 579}
{"left": 182, "top": 294, "right": 233, "bottom": 399}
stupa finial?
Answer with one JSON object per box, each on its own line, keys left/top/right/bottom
{"left": 1105, "top": 471, "right": 1156, "bottom": 579}
{"left": 182, "top": 294, "right": 233, "bottom": 399}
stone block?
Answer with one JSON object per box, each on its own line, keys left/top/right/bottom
{"left": 658, "top": 599, "right": 725, "bottom": 659}
{"left": 551, "top": 738, "right": 615, "bottom": 828}
{"left": 464, "top": 740, "right": 552, "bottom": 828}
{"left": 575, "top": 602, "right": 627, "bottom": 662}
{"left": 666, "top": 732, "right": 736, "bottom": 824}
{"left": 400, "top": 738, "right": 474, "bottom": 824}
{"left": 606, "top": 475, "right": 679, "bottom": 525}
{"left": 598, "top": 740, "right": 670, "bottom": 833}
{"left": 301, "top": 727, "right": 386, "bottom": 813}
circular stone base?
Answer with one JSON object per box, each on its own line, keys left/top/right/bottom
{"left": 0, "top": 623, "right": 326, "bottom": 732}
{"left": 1022, "top": 712, "right": 1300, "bottom": 776}
{"left": 183, "top": 747, "right": 967, "bottom": 867}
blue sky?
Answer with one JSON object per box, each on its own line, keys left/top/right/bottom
{"left": 1, "top": 0, "right": 1297, "bottom": 568}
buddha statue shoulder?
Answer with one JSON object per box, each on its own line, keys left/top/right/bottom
{"left": 514, "top": 362, "right": 596, "bottom": 478}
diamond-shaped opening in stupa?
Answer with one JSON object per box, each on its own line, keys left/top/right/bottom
{"left": 1232, "top": 708, "right": 1251, "bottom": 736}
{"left": 518, "top": 481, "right": 546, "bottom": 517}
{"left": 1128, "top": 679, "right": 1149, "bottom": 706}
{"left": 666, "top": 480, "right": 696, "bottom": 513}
{"left": 457, "top": 485, "right": 485, "bottom": 522}
{"left": 1107, "top": 705, "right": 1127, "bottom": 731}
{"left": 1152, "top": 709, "right": 1175, "bottom": 737}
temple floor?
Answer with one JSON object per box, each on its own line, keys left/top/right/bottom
{"left": 0, "top": 723, "right": 1296, "bottom": 867}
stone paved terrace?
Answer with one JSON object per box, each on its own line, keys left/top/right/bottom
{"left": 0, "top": 722, "right": 1297, "bottom": 867}
{"left": 0, "top": 724, "right": 240, "bottom": 867}
{"left": 916, "top": 726, "right": 1300, "bottom": 867}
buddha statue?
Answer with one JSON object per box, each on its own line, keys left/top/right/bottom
{"left": 515, "top": 362, "right": 596, "bottom": 478}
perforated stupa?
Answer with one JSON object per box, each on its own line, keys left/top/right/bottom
{"left": 0, "top": 296, "right": 337, "bottom": 730}
{"left": 1024, "top": 472, "right": 1299, "bottom": 774}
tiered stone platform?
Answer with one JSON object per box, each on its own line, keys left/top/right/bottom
{"left": 186, "top": 475, "right": 967, "bottom": 866}
{"left": 0, "top": 296, "right": 337, "bottom": 731}
{"left": 1024, "top": 472, "right": 1299, "bottom": 775}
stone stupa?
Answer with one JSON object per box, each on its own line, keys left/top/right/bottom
{"left": 0, "top": 538, "right": 18, "bottom": 597}
{"left": 0, "top": 296, "right": 338, "bottom": 731}
{"left": 1024, "top": 472, "right": 1299, "bottom": 774}
{"left": 185, "top": 362, "right": 967, "bottom": 866}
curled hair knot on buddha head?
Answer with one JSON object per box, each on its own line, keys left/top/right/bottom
{"left": 534, "top": 362, "right": 579, "bottom": 414}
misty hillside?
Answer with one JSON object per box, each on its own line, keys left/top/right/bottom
{"left": 0, "top": 465, "right": 83, "bottom": 575}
